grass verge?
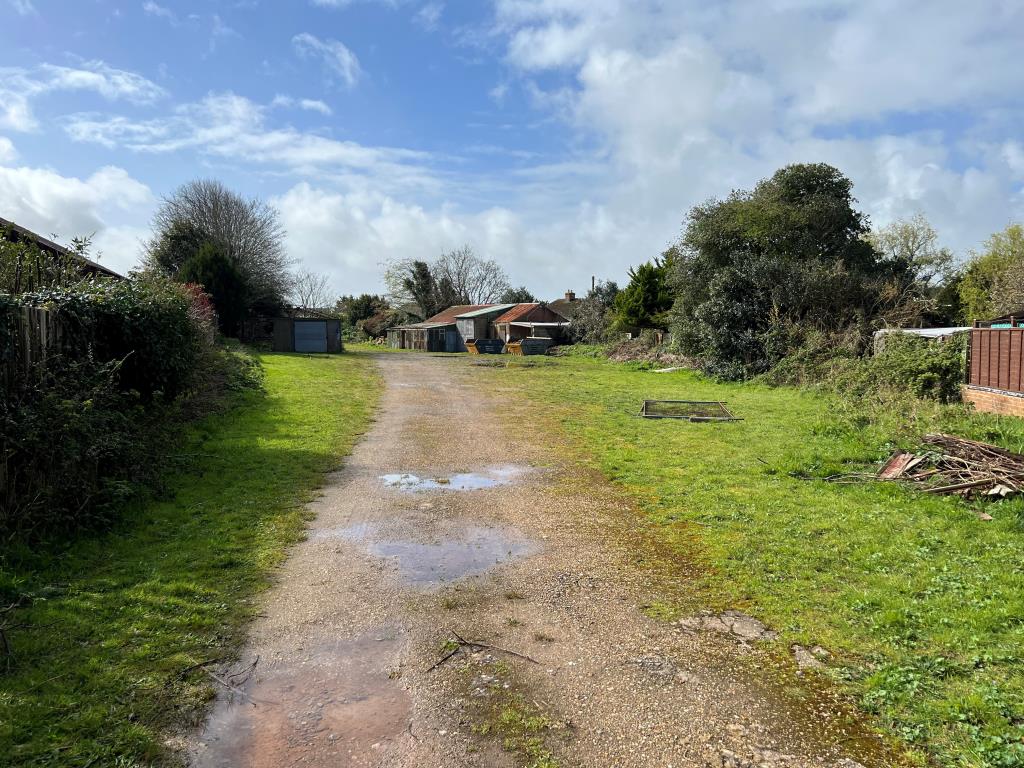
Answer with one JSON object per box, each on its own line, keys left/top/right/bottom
{"left": 0, "top": 351, "right": 381, "bottom": 766}
{"left": 481, "top": 354, "right": 1024, "bottom": 768}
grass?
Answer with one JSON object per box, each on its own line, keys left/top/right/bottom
{"left": 482, "top": 354, "right": 1024, "bottom": 768}
{"left": 0, "top": 351, "right": 381, "bottom": 767}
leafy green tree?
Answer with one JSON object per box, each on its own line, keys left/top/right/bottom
{"left": 337, "top": 294, "right": 387, "bottom": 326}
{"left": 178, "top": 242, "right": 249, "bottom": 335}
{"left": 499, "top": 286, "right": 536, "bottom": 303}
{"left": 612, "top": 250, "right": 675, "bottom": 332}
{"left": 402, "top": 260, "right": 441, "bottom": 317}
{"left": 958, "top": 223, "right": 1024, "bottom": 322}
{"left": 670, "top": 163, "right": 884, "bottom": 378}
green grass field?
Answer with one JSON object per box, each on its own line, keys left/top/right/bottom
{"left": 0, "top": 352, "right": 381, "bottom": 767}
{"left": 485, "top": 354, "right": 1024, "bottom": 768}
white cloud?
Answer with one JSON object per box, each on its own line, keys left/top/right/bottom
{"left": 292, "top": 32, "right": 362, "bottom": 88}
{"left": 0, "top": 137, "right": 16, "bottom": 163}
{"left": 65, "top": 93, "right": 436, "bottom": 196}
{"left": 414, "top": 2, "right": 443, "bottom": 31}
{"left": 142, "top": 1, "right": 176, "bottom": 23}
{"left": 0, "top": 163, "right": 153, "bottom": 273}
{"left": 9, "top": 0, "right": 35, "bottom": 15}
{"left": 271, "top": 95, "right": 333, "bottom": 115}
{"left": 0, "top": 61, "right": 166, "bottom": 132}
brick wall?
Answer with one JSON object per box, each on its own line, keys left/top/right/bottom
{"left": 963, "top": 386, "right": 1024, "bottom": 417}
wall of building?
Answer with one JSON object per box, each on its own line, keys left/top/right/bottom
{"left": 963, "top": 386, "right": 1024, "bottom": 417}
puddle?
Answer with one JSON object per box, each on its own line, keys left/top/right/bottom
{"left": 195, "top": 631, "right": 410, "bottom": 768}
{"left": 380, "top": 465, "right": 527, "bottom": 492}
{"left": 328, "top": 522, "right": 538, "bottom": 585}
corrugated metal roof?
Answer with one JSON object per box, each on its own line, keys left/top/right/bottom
{"left": 455, "top": 303, "right": 516, "bottom": 319}
{"left": 494, "top": 303, "right": 540, "bottom": 324}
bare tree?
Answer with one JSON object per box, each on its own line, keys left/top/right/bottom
{"left": 144, "top": 179, "right": 293, "bottom": 311}
{"left": 432, "top": 246, "right": 510, "bottom": 304}
{"left": 382, "top": 257, "right": 416, "bottom": 306}
{"left": 290, "top": 269, "right": 332, "bottom": 310}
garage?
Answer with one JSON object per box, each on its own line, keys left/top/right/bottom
{"left": 272, "top": 317, "right": 343, "bottom": 353}
{"left": 294, "top": 320, "right": 328, "bottom": 352}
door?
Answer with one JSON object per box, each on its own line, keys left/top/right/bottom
{"left": 446, "top": 328, "right": 459, "bottom": 352}
{"left": 294, "top": 321, "right": 328, "bottom": 353}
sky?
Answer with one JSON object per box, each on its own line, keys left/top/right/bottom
{"left": 2, "top": 0, "right": 1024, "bottom": 298}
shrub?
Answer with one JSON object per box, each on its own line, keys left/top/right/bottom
{"left": 14, "top": 278, "right": 202, "bottom": 400}
{"left": 0, "top": 278, "right": 258, "bottom": 538}
{"left": 838, "top": 332, "right": 967, "bottom": 404}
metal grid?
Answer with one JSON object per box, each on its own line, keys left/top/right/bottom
{"left": 638, "top": 400, "right": 740, "bottom": 422}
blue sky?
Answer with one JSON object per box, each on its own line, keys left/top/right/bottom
{"left": 2, "top": 0, "right": 1023, "bottom": 297}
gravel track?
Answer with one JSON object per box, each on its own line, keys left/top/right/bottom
{"left": 189, "top": 353, "right": 896, "bottom": 768}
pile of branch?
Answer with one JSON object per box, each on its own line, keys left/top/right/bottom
{"left": 875, "top": 433, "right": 1024, "bottom": 497}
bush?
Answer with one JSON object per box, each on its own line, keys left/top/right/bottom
{"left": 14, "top": 278, "right": 203, "bottom": 400}
{"left": 837, "top": 332, "right": 967, "bottom": 404}
{"left": 761, "top": 329, "right": 967, "bottom": 404}
{"left": 0, "top": 278, "right": 257, "bottom": 538}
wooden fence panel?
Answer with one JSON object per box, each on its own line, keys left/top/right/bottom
{"left": 2, "top": 306, "right": 64, "bottom": 392}
{"left": 970, "top": 328, "right": 1024, "bottom": 393}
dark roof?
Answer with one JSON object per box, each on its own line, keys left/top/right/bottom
{"left": 0, "top": 216, "right": 124, "bottom": 280}
{"left": 494, "top": 303, "right": 540, "bottom": 324}
{"left": 547, "top": 297, "right": 579, "bottom": 320}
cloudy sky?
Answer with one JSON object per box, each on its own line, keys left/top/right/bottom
{"left": 2, "top": 0, "right": 1023, "bottom": 296}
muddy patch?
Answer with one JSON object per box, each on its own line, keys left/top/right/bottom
{"left": 324, "top": 521, "right": 539, "bottom": 585}
{"left": 676, "top": 610, "right": 779, "bottom": 643}
{"left": 380, "top": 465, "right": 528, "bottom": 492}
{"left": 194, "top": 631, "right": 410, "bottom": 768}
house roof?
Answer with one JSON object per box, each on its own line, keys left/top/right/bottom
{"left": 494, "top": 303, "right": 541, "bottom": 324}
{"left": 0, "top": 216, "right": 124, "bottom": 280}
{"left": 423, "top": 304, "right": 495, "bottom": 325}
{"left": 547, "top": 297, "right": 579, "bottom": 320}
{"left": 455, "top": 303, "right": 516, "bottom": 319}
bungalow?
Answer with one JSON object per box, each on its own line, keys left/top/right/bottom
{"left": 386, "top": 294, "right": 577, "bottom": 354}
{"left": 386, "top": 304, "right": 513, "bottom": 352}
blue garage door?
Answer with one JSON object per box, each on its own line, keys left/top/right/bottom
{"left": 294, "top": 321, "right": 327, "bottom": 352}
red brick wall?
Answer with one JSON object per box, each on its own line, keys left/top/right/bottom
{"left": 963, "top": 386, "right": 1024, "bottom": 417}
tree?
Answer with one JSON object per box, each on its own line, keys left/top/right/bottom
{"left": 499, "top": 286, "right": 536, "bottom": 303}
{"left": 866, "top": 213, "right": 956, "bottom": 327}
{"left": 612, "top": 249, "right": 676, "bottom": 332}
{"left": 290, "top": 269, "right": 331, "bottom": 310}
{"left": 958, "top": 223, "right": 1024, "bottom": 322}
{"left": 144, "top": 179, "right": 292, "bottom": 315}
{"left": 402, "top": 260, "right": 441, "bottom": 318}
{"left": 669, "top": 163, "right": 884, "bottom": 378}
{"left": 178, "top": 242, "right": 248, "bottom": 334}
{"left": 568, "top": 280, "right": 619, "bottom": 343}
{"left": 432, "top": 246, "right": 511, "bottom": 304}
{"left": 336, "top": 294, "right": 387, "bottom": 326}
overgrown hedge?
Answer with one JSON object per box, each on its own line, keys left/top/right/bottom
{"left": 0, "top": 278, "right": 254, "bottom": 538}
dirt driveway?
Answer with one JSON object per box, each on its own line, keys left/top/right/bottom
{"left": 189, "top": 353, "right": 893, "bottom": 768}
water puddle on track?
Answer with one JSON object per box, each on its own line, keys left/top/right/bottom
{"left": 194, "top": 631, "right": 410, "bottom": 768}
{"left": 316, "top": 521, "right": 539, "bottom": 586}
{"left": 380, "top": 464, "right": 528, "bottom": 492}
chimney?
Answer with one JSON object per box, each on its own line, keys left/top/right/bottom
{"left": 565, "top": 290, "right": 576, "bottom": 302}
{"left": 591, "top": 275, "right": 595, "bottom": 291}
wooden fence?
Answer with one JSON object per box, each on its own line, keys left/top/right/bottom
{"left": 2, "top": 305, "right": 64, "bottom": 392}
{"left": 968, "top": 327, "right": 1024, "bottom": 393}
